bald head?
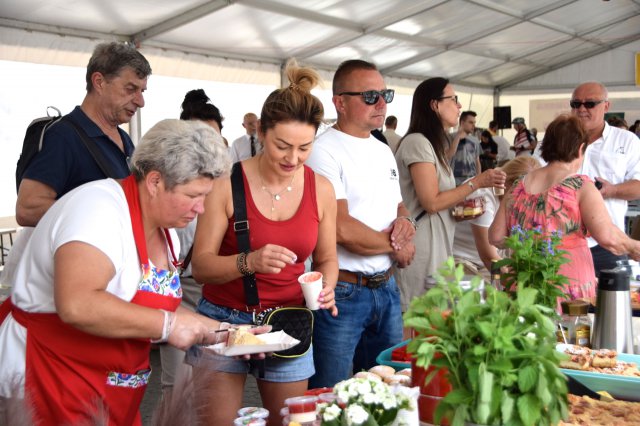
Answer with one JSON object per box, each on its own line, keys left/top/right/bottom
{"left": 570, "top": 82, "right": 610, "bottom": 140}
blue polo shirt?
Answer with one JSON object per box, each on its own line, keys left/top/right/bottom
{"left": 23, "top": 106, "right": 134, "bottom": 199}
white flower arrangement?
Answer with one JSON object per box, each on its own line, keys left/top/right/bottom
{"left": 319, "top": 376, "right": 413, "bottom": 426}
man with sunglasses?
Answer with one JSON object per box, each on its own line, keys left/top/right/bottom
{"left": 570, "top": 81, "right": 640, "bottom": 275}
{"left": 306, "top": 59, "right": 415, "bottom": 388}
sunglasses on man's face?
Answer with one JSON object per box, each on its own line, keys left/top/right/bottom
{"left": 339, "top": 89, "right": 395, "bottom": 105}
{"left": 569, "top": 100, "right": 606, "bottom": 109}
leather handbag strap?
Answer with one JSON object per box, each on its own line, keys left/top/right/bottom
{"left": 230, "top": 162, "right": 260, "bottom": 307}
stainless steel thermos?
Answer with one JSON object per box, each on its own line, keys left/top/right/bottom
{"left": 592, "top": 266, "right": 634, "bottom": 353}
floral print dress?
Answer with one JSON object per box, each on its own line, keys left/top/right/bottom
{"left": 507, "top": 174, "right": 596, "bottom": 303}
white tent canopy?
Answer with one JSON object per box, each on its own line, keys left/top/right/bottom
{"left": 2, "top": 0, "right": 640, "bottom": 92}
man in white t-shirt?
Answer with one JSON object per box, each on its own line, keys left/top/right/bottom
{"left": 228, "top": 112, "right": 259, "bottom": 163}
{"left": 306, "top": 59, "right": 415, "bottom": 388}
{"left": 570, "top": 82, "right": 640, "bottom": 274}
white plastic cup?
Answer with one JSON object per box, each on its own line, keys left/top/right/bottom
{"left": 298, "top": 271, "right": 323, "bottom": 310}
{"left": 493, "top": 186, "right": 505, "bottom": 196}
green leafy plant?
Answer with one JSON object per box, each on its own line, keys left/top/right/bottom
{"left": 495, "top": 225, "right": 570, "bottom": 317}
{"left": 404, "top": 258, "right": 569, "bottom": 426}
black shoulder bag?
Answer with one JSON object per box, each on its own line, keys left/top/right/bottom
{"left": 230, "top": 163, "right": 313, "bottom": 358}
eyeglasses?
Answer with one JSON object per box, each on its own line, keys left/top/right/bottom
{"left": 338, "top": 89, "right": 395, "bottom": 105}
{"left": 569, "top": 100, "right": 606, "bottom": 109}
{"left": 438, "top": 95, "right": 459, "bottom": 104}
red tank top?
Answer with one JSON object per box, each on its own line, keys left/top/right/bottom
{"left": 203, "top": 165, "right": 319, "bottom": 310}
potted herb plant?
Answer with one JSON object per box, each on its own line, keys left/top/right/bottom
{"left": 495, "top": 225, "right": 570, "bottom": 315}
{"left": 404, "top": 258, "right": 569, "bottom": 426}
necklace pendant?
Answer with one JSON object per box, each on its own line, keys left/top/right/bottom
{"left": 286, "top": 186, "right": 292, "bottom": 192}
{"left": 274, "top": 194, "right": 281, "bottom": 201}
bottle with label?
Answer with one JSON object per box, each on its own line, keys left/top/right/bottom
{"left": 557, "top": 300, "right": 592, "bottom": 347}
{"left": 490, "top": 259, "right": 502, "bottom": 291}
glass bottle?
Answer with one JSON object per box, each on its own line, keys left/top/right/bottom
{"left": 490, "top": 260, "right": 502, "bottom": 291}
{"left": 557, "top": 300, "right": 592, "bottom": 347}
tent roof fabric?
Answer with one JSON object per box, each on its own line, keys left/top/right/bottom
{"left": 1, "top": 0, "right": 639, "bottom": 92}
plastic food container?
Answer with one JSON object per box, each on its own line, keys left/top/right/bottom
{"left": 284, "top": 395, "right": 318, "bottom": 423}
{"left": 452, "top": 196, "right": 485, "bottom": 220}
{"left": 237, "top": 407, "right": 269, "bottom": 419}
{"left": 234, "top": 415, "right": 266, "bottom": 425}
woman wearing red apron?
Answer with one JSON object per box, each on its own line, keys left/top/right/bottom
{"left": 0, "top": 119, "right": 239, "bottom": 425}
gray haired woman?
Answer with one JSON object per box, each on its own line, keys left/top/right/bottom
{"left": 0, "top": 119, "right": 267, "bottom": 425}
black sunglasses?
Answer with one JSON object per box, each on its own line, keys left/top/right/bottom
{"left": 569, "top": 100, "right": 606, "bottom": 109}
{"left": 339, "top": 89, "right": 395, "bottom": 105}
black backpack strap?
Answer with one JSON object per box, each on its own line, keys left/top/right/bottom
{"left": 230, "top": 163, "right": 260, "bottom": 307}
{"left": 62, "top": 116, "right": 119, "bottom": 179}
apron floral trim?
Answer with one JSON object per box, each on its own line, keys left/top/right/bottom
{"left": 106, "top": 369, "right": 151, "bottom": 388}
{"left": 138, "top": 264, "right": 182, "bottom": 298}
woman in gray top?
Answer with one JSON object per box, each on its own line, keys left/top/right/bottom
{"left": 394, "top": 77, "right": 505, "bottom": 311}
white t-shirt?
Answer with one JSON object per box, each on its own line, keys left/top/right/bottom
{"left": 0, "top": 179, "right": 142, "bottom": 396}
{"left": 229, "top": 134, "right": 261, "bottom": 163}
{"left": 383, "top": 129, "right": 402, "bottom": 153}
{"left": 453, "top": 187, "right": 499, "bottom": 267}
{"left": 307, "top": 127, "right": 402, "bottom": 274}
{"left": 494, "top": 134, "right": 514, "bottom": 163}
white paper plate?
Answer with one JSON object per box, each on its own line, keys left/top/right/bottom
{"left": 205, "top": 330, "right": 300, "bottom": 357}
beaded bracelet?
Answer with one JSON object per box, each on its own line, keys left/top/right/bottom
{"left": 237, "top": 252, "right": 255, "bottom": 276}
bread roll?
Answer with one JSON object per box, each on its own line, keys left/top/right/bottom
{"left": 396, "top": 368, "right": 412, "bottom": 377}
{"left": 353, "top": 371, "right": 382, "bottom": 381}
{"left": 368, "top": 365, "right": 395, "bottom": 378}
{"left": 384, "top": 374, "right": 412, "bottom": 386}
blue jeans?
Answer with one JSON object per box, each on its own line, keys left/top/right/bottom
{"left": 591, "top": 244, "right": 627, "bottom": 277}
{"left": 308, "top": 274, "right": 403, "bottom": 388}
{"left": 185, "top": 299, "right": 314, "bottom": 382}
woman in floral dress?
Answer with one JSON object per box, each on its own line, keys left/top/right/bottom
{"left": 490, "top": 114, "right": 640, "bottom": 304}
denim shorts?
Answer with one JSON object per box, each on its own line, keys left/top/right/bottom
{"left": 185, "top": 298, "right": 314, "bottom": 382}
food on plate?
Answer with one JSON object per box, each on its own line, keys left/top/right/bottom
{"left": 591, "top": 348, "right": 617, "bottom": 368}
{"left": 368, "top": 365, "right": 395, "bottom": 379}
{"left": 559, "top": 345, "right": 640, "bottom": 377}
{"left": 353, "top": 371, "right": 382, "bottom": 381}
{"left": 227, "top": 326, "right": 265, "bottom": 346}
{"left": 452, "top": 197, "right": 485, "bottom": 219}
{"left": 383, "top": 374, "right": 412, "bottom": 386}
{"left": 559, "top": 345, "right": 591, "bottom": 370}
{"left": 396, "top": 368, "right": 412, "bottom": 377}
{"left": 558, "top": 394, "right": 640, "bottom": 425}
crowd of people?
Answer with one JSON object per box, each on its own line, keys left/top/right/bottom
{"left": 0, "top": 40, "right": 639, "bottom": 425}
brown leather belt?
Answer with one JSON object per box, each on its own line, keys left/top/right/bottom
{"left": 338, "top": 268, "right": 393, "bottom": 289}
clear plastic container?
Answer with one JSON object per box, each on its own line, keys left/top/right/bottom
{"left": 234, "top": 415, "right": 266, "bottom": 425}
{"left": 237, "top": 407, "right": 269, "bottom": 420}
{"left": 284, "top": 395, "right": 318, "bottom": 423}
{"left": 452, "top": 196, "right": 485, "bottom": 220}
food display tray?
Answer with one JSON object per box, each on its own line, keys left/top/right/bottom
{"left": 558, "top": 347, "right": 640, "bottom": 401}
{"left": 376, "top": 340, "right": 412, "bottom": 370}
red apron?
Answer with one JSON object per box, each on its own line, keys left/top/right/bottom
{"left": 0, "top": 176, "right": 182, "bottom": 426}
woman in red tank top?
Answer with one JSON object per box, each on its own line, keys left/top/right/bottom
{"left": 189, "top": 60, "right": 339, "bottom": 426}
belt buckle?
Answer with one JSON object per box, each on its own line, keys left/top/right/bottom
{"left": 366, "top": 273, "right": 387, "bottom": 289}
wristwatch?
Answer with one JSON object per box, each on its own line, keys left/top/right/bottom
{"left": 467, "top": 181, "right": 475, "bottom": 190}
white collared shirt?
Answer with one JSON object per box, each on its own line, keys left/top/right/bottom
{"left": 579, "top": 123, "right": 640, "bottom": 246}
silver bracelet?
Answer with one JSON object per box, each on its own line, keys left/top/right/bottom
{"left": 151, "top": 310, "right": 174, "bottom": 344}
{"left": 399, "top": 216, "right": 418, "bottom": 230}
